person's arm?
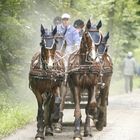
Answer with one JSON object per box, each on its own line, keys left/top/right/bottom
{"left": 133, "top": 58, "right": 137, "bottom": 74}
{"left": 121, "top": 58, "right": 125, "bottom": 73}
{"left": 72, "top": 29, "right": 81, "bottom": 49}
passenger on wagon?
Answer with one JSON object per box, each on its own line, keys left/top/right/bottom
{"left": 57, "top": 13, "right": 81, "bottom": 74}
{"left": 73, "top": 19, "right": 84, "bottom": 40}
{"left": 57, "top": 13, "right": 80, "bottom": 53}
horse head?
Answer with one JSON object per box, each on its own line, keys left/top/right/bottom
{"left": 96, "top": 32, "right": 112, "bottom": 69}
{"left": 40, "top": 24, "right": 57, "bottom": 69}
{"left": 97, "top": 32, "right": 109, "bottom": 55}
{"left": 54, "top": 32, "right": 65, "bottom": 52}
{"left": 85, "top": 19, "right": 102, "bottom": 46}
{"left": 80, "top": 19, "right": 103, "bottom": 62}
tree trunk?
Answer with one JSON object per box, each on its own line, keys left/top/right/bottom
{"left": 107, "top": 1, "right": 116, "bottom": 39}
{"left": 70, "top": 0, "right": 74, "bottom": 8}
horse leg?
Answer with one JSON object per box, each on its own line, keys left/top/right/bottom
{"left": 54, "top": 82, "right": 67, "bottom": 133}
{"left": 44, "top": 92, "right": 54, "bottom": 136}
{"left": 99, "top": 76, "right": 111, "bottom": 127}
{"left": 103, "top": 76, "right": 111, "bottom": 127}
{"left": 84, "top": 106, "right": 92, "bottom": 137}
{"left": 95, "top": 85, "right": 108, "bottom": 131}
{"left": 95, "top": 90, "right": 104, "bottom": 131}
{"left": 73, "top": 87, "right": 82, "bottom": 140}
{"left": 35, "top": 93, "right": 44, "bottom": 140}
{"left": 52, "top": 87, "right": 63, "bottom": 133}
{"left": 84, "top": 87, "right": 97, "bottom": 137}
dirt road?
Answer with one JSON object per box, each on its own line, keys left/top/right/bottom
{"left": 2, "top": 89, "right": 140, "bottom": 140}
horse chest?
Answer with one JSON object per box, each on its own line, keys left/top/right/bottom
{"left": 78, "top": 72, "right": 97, "bottom": 86}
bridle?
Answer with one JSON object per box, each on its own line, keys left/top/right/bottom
{"left": 96, "top": 42, "right": 107, "bottom": 56}
{"left": 87, "top": 29, "right": 102, "bottom": 46}
{"left": 81, "top": 30, "right": 98, "bottom": 63}
{"left": 40, "top": 34, "right": 57, "bottom": 70}
{"left": 54, "top": 35, "right": 65, "bottom": 51}
{"left": 41, "top": 36, "right": 56, "bottom": 49}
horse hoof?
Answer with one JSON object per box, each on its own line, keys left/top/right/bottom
{"left": 45, "top": 128, "right": 53, "bottom": 136}
{"left": 35, "top": 133, "right": 44, "bottom": 140}
{"left": 74, "top": 138, "right": 82, "bottom": 140}
{"left": 83, "top": 133, "right": 88, "bottom": 137}
{"left": 45, "top": 133, "right": 53, "bottom": 136}
{"left": 55, "top": 127, "right": 62, "bottom": 133}
{"left": 45, "top": 131, "right": 53, "bottom": 136}
{"left": 73, "top": 134, "right": 82, "bottom": 140}
{"left": 95, "top": 122, "right": 103, "bottom": 131}
{"left": 36, "top": 138, "right": 44, "bottom": 140}
{"left": 104, "top": 122, "right": 107, "bottom": 127}
{"left": 83, "top": 130, "right": 88, "bottom": 137}
{"left": 54, "top": 123, "right": 62, "bottom": 133}
{"left": 83, "top": 132, "right": 92, "bottom": 137}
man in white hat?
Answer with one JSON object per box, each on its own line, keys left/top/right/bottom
{"left": 56, "top": 13, "right": 80, "bottom": 78}
{"left": 122, "top": 51, "right": 137, "bottom": 93}
{"left": 57, "top": 13, "right": 80, "bottom": 54}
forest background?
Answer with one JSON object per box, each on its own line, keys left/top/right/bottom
{"left": 0, "top": 0, "right": 140, "bottom": 138}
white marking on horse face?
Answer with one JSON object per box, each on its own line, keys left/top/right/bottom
{"left": 107, "top": 56, "right": 110, "bottom": 62}
{"left": 96, "top": 57, "right": 100, "bottom": 62}
{"left": 48, "top": 57, "right": 53, "bottom": 67}
{"left": 48, "top": 51, "right": 54, "bottom": 68}
{"left": 90, "top": 44, "right": 96, "bottom": 60}
{"left": 91, "top": 49, "right": 96, "bottom": 60}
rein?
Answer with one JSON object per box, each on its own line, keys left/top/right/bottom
{"left": 53, "top": 49, "right": 79, "bottom": 64}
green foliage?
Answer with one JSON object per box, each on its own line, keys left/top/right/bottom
{"left": 0, "top": 0, "right": 140, "bottom": 137}
{"left": 134, "top": 48, "right": 140, "bottom": 62}
{"left": 0, "top": 103, "right": 35, "bottom": 138}
{"left": 0, "top": 88, "right": 36, "bottom": 138}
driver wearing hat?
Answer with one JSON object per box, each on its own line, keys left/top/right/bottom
{"left": 57, "top": 13, "right": 80, "bottom": 54}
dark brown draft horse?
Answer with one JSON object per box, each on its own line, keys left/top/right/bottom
{"left": 95, "top": 32, "right": 113, "bottom": 130}
{"left": 67, "top": 19, "right": 102, "bottom": 140}
{"left": 29, "top": 25, "right": 65, "bottom": 140}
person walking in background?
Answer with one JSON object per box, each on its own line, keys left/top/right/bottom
{"left": 122, "top": 51, "right": 137, "bottom": 93}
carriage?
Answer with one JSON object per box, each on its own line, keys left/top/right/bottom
{"left": 29, "top": 20, "right": 113, "bottom": 140}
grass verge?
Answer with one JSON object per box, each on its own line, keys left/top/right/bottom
{"left": 0, "top": 89, "right": 36, "bottom": 138}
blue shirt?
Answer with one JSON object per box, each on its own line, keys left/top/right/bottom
{"left": 57, "top": 24, "right": 80, "bottom": 53}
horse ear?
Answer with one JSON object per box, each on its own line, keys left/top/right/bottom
{"left": 52, "top": 26, "right": 57, "bottom": 36}
{"left": 86, "top": 19, "right": 91, "bottom": 29}
{"left": 97, "top": 20, "right": 102, "bottom": 30}
{"left": 41, "top": 24, "right": 45, "bottom": 36}
{"left": 106, "top": 32, "right": 109, "bottom": 40}
{"left": 103, "top": 32, "right": 109, "bottom": 43}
